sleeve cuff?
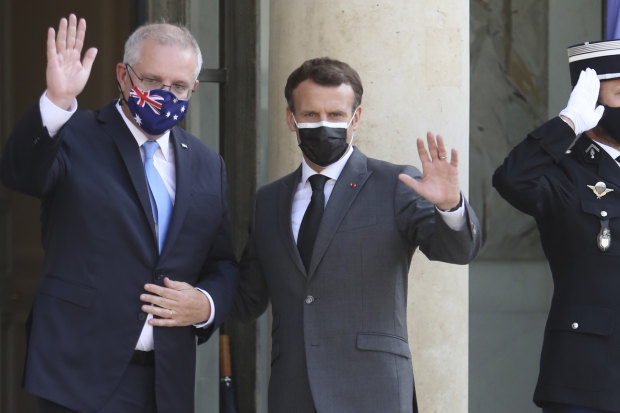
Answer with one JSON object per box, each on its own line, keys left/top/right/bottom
{"left": 40, "top": 91, "right": 77, "bottom": 137}
{"left": 194, "top": 288, "right": 215, "bottom": 328}
{"left": 435, "top": 193, "right": 467, "bottom": 231}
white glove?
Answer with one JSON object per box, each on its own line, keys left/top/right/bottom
{"left": 559, "top": 68, "right": 604, "bottom": 135}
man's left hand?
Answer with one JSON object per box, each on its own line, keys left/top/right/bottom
{"left": 141, "top": 277, "right": 210, "bottom": 327}
{"left": 398, "top": 131, "right": 461, "bottom": 211}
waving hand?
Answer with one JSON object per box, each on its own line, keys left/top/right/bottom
{"left": 398, "top": 132, "right": 461, "bottom": 211}
{"left": 46, "top": 14, "right": 98, "bottom": 110}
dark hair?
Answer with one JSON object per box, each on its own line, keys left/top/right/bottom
{"left": 284, "top": 57, "right": 363, "bottom": 114}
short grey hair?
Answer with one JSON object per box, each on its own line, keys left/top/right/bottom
{"left": 123, "top": 22, "right": 203, "bottom": 80}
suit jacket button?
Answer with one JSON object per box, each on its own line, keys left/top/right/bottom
{"left": 571, "top": 322, "right": 578, "bottom": 330}
{"left": 157, "top": 274, "right": 165, "bottom": 282}
{"left": 138, "top": 312, "right": 147, "bottom": 321}
{"left": 305, "top": 295, "right": 314, "bottom": 304}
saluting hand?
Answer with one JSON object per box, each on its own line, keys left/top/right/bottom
{"left": 46, "top": 14, "right": 98, "bottom": 110}
{"left": 398, "top": 132, "right": 461, "bottom": 211}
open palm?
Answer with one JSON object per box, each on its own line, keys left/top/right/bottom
{"left": 398, "top": 132, "right": 461, "bottom": 211}
{"left": 46, "top": 14, "right": 98, "bottom": 110}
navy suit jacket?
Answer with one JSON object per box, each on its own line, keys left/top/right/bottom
{"left": 494, "top": 117, "right": 620, "bottom": 412}
{"left": 0, "top": 101, "right": 238, "bottom": 413}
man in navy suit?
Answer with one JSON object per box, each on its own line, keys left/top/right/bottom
{"left": 0, "top": 14, "right": 238, "bottom": 413}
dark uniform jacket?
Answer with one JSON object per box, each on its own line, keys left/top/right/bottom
{"left": 493, "top": 117, "right": 620, "bottom": 411}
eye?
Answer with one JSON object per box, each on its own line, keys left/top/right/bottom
{"left": 172, "top": 84, "right": 189, "bottom": 93}
{"left": 142, "top": 78, "right": 160, "bottom": 87}
{"left": 330, "top": 112, "right": 346, "bottom": 120}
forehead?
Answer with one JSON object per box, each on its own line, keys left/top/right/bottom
{"left": 292, "top": 79, "right": 355, "bottom": 112}
{"left": 135, "top": 39, "right": 197, "bottom": 81}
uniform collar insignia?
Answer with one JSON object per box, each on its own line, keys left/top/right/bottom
{"left": 585, "top": 143, "right": 601, "bottom": 160}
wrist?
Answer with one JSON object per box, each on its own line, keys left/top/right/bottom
{"left": 45, "top": 90, "right": 75, "bottom": 111}
{"left": 559, "top": 114, "right": 576, "bottom": 132}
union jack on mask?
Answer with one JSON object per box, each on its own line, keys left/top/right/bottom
{"left": 126, "top": 86, "right": 189, "bottom": 135}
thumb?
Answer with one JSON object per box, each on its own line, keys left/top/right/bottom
{"left": 398, "top": 173, "right": 420, "bottom": 192}
{"left": 82, "top": 47, "right": 98, "bottom": 73}
{"left": 594, "top": 104, "right": 605, "bottom": 118}
{"left": 163, "top": 277, "right": 181, "bottom": 289}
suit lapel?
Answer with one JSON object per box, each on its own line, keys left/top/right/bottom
{"left": 159, "top": 129, "right": 192, "bottom": 257}
{"left": 278, "top": 167, "right": 307, "bottom": 276}
{"left": 307, "top": 149, "right": 372, "bottom": 278}
{"left": 98, "top": 102, "right": 157, "bottom": 243}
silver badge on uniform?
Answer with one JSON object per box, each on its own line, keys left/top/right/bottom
{"left": 598, "top": 219, "right": 611, "bottom": 252}
{"left": 585, "top": 143, "right": 600, "bottom": 159}
{"left": 587, "top": 181, "right": 614, "bottom": 199}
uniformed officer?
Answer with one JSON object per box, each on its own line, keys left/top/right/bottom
{"left": 494, "top": 39, "right": 620, "bottom": 413}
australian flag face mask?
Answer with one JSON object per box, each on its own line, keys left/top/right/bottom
{"left": 125, "top": 85, "right": 190, "bottom": 135}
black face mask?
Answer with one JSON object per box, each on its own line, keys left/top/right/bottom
{"left": 598, "top": 105, "right": 620, "bottom": 144}
{"left": 293, "top": 112, "right": 356, "bottom": 167}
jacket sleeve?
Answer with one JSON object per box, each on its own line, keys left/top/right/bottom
{"left": 231, "top": 193, "right": 270, "bottom": 323}
{"left": 492, "top": 116, "right": 576, "bottom": 217}
{"left": 194, "top": 156, "right": 240, "bottom": 344}
{"left": 0, "top": 103, "right": 68, "bottom": 198}
{"left": 395, "top": 165, "right": 482, "bottom": 265}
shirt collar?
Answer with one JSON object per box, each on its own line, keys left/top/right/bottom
{"left": 115, "top": 100, "right": 171, "bottom": 161}
{"left": 593, "top": 139, "right": 620, "bottom": 162}
{"left": 300, "top": 145, "right": 355, "bottom": 185}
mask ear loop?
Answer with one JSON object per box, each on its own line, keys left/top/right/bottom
{"left": 341, "top": 106, "right": 360, "bottom": 157}
{"left": 117, "top": 63, "right": 138, "bottom": 107}
{"left": 291, "top": 112, "right": 300, "bottom": 128}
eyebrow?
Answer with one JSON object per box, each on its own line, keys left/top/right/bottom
{"left": 139, "top": 71, "right": 192, "bottom": 86}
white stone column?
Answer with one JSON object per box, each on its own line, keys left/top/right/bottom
{"left": 268, "top": 1, "right": 470, "bottom": 412}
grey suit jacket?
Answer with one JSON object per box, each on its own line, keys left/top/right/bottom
{"left": 234, "top": 148, "right": 481, "bottom": 413}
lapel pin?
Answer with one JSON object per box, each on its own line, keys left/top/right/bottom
{"left": 350, "top": 182, "right": 356, "bottom": 188}
{"left": 181, "top": 143, "right": 189, "bottom": 149}
{"left": 587, "top": 181, "right": 614, "bottom": 199}
{"left": 585, "top": 143, "right": 600, "bottom": 159}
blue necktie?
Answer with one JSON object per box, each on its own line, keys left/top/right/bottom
{"left": 142, "top": 141, "right": 173, "bottom": 253}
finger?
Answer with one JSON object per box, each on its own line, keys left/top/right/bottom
{"left": 163, "top": 277, "right": 193, "bottom": 291}
{"left": 426, "top": 131, "right": 440, "bottom": 160}
{"left": 74, "top": 18, "right": 87, "bottom": 54}
{"left": 398, "top": 173, "right": 421, "bottom": 192}
{"left": 56, "top": 17, "right": 68, "bottom": 53}
{"left": 435, "top": 134, "right": 447, "bottom": 157}
{"left": 66, "top": 14, "right": 77, "bottom": 50}
{"left": 47, "top": 27, "right": 57, "bottom": 63}
{"left": 149, "top": 317, "right": 177, "bottom": 327}
{"left": 144, "top": 283, "right": 179, "bottom": 299}
{"left": 140, "top": 293, "right": 176, "bottom": 309}
{"left": 416, "top": 137, "right": 431, "bottom": 164}
{"left": 449, "top": 148, "right": 459, "bottom": 167}
{"left": 142, "top": 303, "right": 175, "bottom": 318}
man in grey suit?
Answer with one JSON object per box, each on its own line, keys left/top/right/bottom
{"left": 233, "top": 57, "right": 481, "bottom": 413}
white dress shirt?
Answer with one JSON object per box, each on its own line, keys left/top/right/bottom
{"left": 291, "top": 146, "right": 467, "bottom": 242}
{"left": 39, "top": 93, "right": 214, "bottom": 351}
{"left": 594, "top": 139, "right": 620, "bottom": 166}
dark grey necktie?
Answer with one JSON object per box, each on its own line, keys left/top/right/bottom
{"left": 297, "top": 174, "right": 329, "bottom": 271}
